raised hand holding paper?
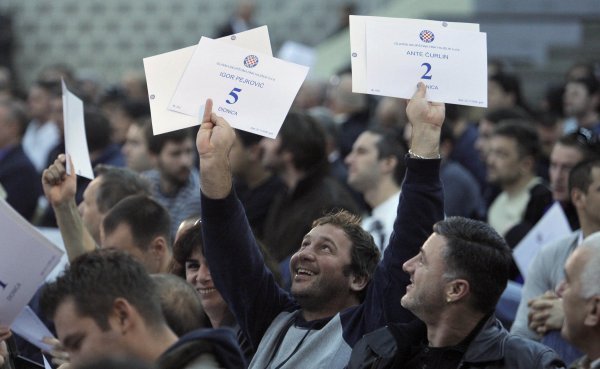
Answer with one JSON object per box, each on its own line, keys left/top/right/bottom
{"left": 62, "top": 80, "right": 94, "bottom": 179}
{"left": 169, "top": 37, "right": 308, "bottom": 138}
{"left": 144, "top": 25, "right": 272, "bottom": 135}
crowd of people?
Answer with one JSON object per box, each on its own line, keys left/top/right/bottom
{"left": 1, "top": 7, "right": 600, "bottom": 369}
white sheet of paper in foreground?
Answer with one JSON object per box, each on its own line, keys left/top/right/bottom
{"left": 513, "top": 202, "right": 572, "bottom": 278}
{"left": 143, "top": 25, "right": 273, "bottom": 135}
{"left": 350, "top": 16, "right": 480, "bottom": 95}
{"left": 43, "top": 355, "right": 52, "bottom": 369}
{"left": 364, "top": 19, "right": 487, "bottom": 107}
{"left": 62, "top": 80, "right": 94, "bottom": 179}
{"left": 11, "top": 306, "right": 56, "bottom": 352}
{"left": 0, "top": 199, "right": 64, "bottom": 326}
{"left": 168, "top": 37, "right": 309, "bottom": 138}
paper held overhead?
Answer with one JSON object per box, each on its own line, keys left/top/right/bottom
{"left": 349, "top": 15, "right": 487, "bottom": 108}
{"left": 143, "top": 25, "right": 275, "bottom": 136}
{"left": 62, "top": 79, "right": 94, "bottom": 179}
{"left": 168, "top": 37, "right": 309, "bottom": 139}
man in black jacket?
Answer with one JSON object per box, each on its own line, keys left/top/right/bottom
{"left": 348, "top": 217, "right": 565, "bottom": 369}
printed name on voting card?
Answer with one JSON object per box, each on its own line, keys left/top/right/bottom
{"left": 143, "top": 25, "right": 273, "bottom": 135}
{"left": 365, "top": 19, "right": 487, "bottom": 107}
{"left": 168, "top": 37, "right": 308, "bottom": 139}
{"left": 349, "top": 15, "right": 480, "bottom": 94}
{"left": 0, "top": 198, "right": 63, "bottom": 326}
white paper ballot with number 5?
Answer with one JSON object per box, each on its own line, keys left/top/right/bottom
{"left": 144, "top": 26, "right": 273, "bottom": 135}
{"left": 365, "top": 19, "right": 487, "bottom": 107}
{"left": 0, "top": 198, "right": 64, "bottom": 326}
{"left": 168, "top": 37, "right": 309, "bottom": 138}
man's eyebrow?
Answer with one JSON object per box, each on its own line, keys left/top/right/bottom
{"left": 301, "top": 234, "right": 339, "bottom": 249}
{"left": 320, "top": 235, "right": 339, "bottom": 249}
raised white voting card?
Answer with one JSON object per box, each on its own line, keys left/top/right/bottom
{"left": 350, "top": 15, "right": 480, "bottom": 95}
{"left": 168, "top": 37, "right": 309, "bottom": 138}
{"left": 11, "top": 306, "right": 56, "bottom": 352}
{"left": 0, "top": 198, "right": 64, "bottom": 326}
{"left": 513, "top": 202, "right": 572, "bottom": 278}
{"left": 62, "top": 80, "right": 94, "bottom": 179}
{"left": 365, "top": 19, "right": 487, "bottom": 107}
{"left": 144, "top": 25, "right": 273, "bottom": 135}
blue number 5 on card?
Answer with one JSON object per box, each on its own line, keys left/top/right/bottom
{"left": 420, "top": 63, "right": 432, "bottom": 80}
{"left": 226, "top": 87, "right": 242, "bottom": 104}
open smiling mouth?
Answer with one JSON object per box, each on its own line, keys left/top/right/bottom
{"left": 197, "top": 288, "right": 216, "bottom": 295}
{"left": 295, "top": 268, "right": 315, "bottom": 278}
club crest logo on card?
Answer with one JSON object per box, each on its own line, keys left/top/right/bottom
{"left": 419, "top": 30, "right": 435, "bottom": 43}
{"left": 243, "top": 55, "right": 259, "bottom": 68}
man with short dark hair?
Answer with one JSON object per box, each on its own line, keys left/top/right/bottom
{"left": 122, "top": 117, "right": 154, "bottom": 173}
{"left": 487, "top": 71, "right": 529, "bottom": 113}
{"left": 39, "top": 250, "right": 246, "bottom": 369}
{"left": 151, "top": 274, "right": 207, "bottom": 337}
{"left": 563, "top": 77, "right": 600, "bottom": 133}
{"left": 348, "top": 217, "right": 565, "bottom": 369}
{"left": 101, "top": 194, "right": 172, "bottom": 274}
{"left": 345, "top": 127, "right": 407, "bottom": 250}
{"left": 486, "top": 121, "right": 552, "bottom": 247}
{"left": 260, "top": 111, "right": 359, "bottom": 263}
{"left": 144, "top": 129, "right": 200, "bottom": 237}
{"left": 548, "top": 130, "right": 600, "bottom": 230}
{"left": 42, "top": 156, "right": 150, "bottom": 261}
{"left": 196, "top": 83, "right": 445, "bottom": 368}
{"left": 229, "top": 129, "right": 285, "bottom": 240}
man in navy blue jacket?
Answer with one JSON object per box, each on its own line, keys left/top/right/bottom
{"left": 0, "top": 100, "right": 40, "bottom": 220}
{"left": 196, "top": 83, "right": 445, "bottom": 368}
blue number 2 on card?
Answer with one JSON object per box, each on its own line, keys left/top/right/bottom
{"left": 420, "top": 63, "right": 432, "bottom": 80}
{"left": 226, "top": 87, "right": 242, "bottom": 104}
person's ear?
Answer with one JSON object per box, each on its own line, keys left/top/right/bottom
{"left": 150, "top": 236, "right": 169, "bottom": 264}
{"left": 445, "top": 279, "right": 470, "bottom": 303}
{"left": 380, "top": 156, "right": 397, "bottom": 175}
{"left": 571, "top": 188, "right": 585, "bottom": 209}
{"left": 112, "top": 298, "right": 135, "bottom": 334}
{"left": 519, "top": 155, "right": 535, "bottom": 175}
{"left": 349, "top": 273, "right": 369, "bottom": 294}
{"left": 584, "top": 296, "right": 600, "bottom": 327}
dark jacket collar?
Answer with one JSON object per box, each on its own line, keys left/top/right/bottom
{"left": 462, "top": 315, "right": 508, "bottom": 363}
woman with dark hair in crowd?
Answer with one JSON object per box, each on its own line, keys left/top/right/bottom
{"left": 170, "top": 218, "right": 281, "bottom": 364}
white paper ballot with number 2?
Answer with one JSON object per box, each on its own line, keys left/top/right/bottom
{"left": 350, "top": 15, "right": 480, "bottom": 94}
{"left": 169, "top": 37, "right": 309, "bottom": 138}
{"left": 364, "top": 18, "right": 487, "bottom": 107}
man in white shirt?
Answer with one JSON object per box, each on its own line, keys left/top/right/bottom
{"left": 22, "top": 80, "right": 60, "bottom": 172}
{"left": 345, "top": 127, "right": 407, "bottom": 251}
